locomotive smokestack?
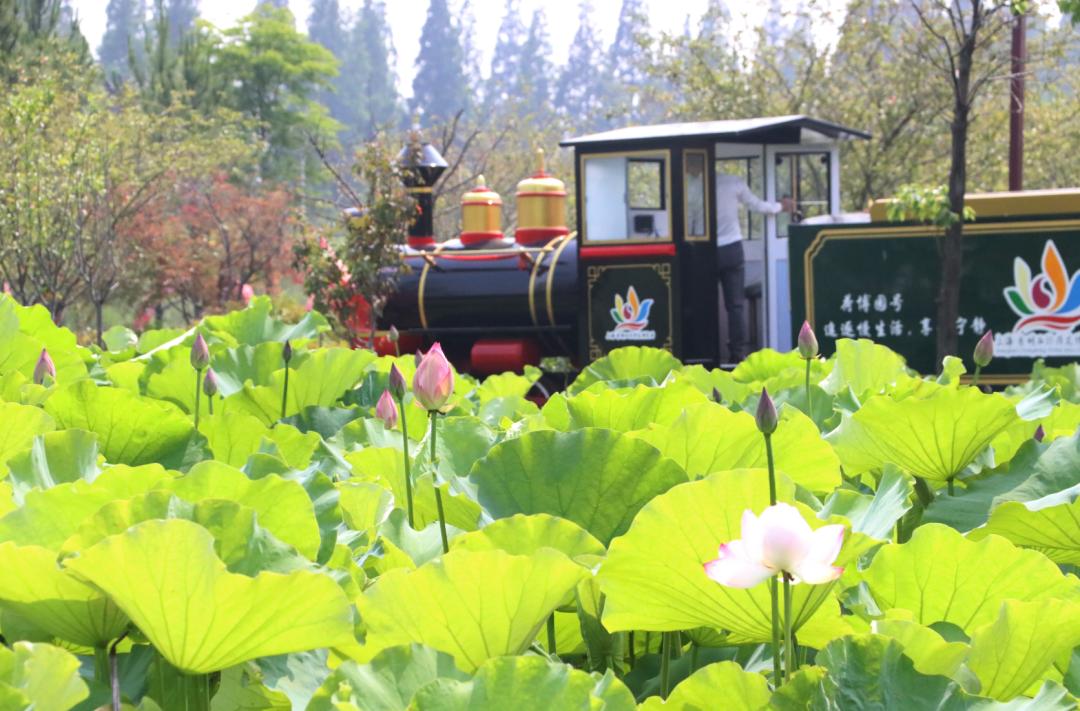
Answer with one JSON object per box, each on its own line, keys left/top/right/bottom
{"left": 397, "top": 116, "right": 448, "bottom": 250}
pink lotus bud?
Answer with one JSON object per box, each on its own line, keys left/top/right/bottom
{"left": 241, "top": 284, "right": 255, "bottom": 305}
{"left": 190, "top": 333, "right": 210, "bottom": 370}
{"left": 283, "top": 340, "right": 293, "bottom": 364}
{"left": 34, "top": 348, "right": 56, "bottom": 385}
{"left": 412, "top": 342, "right": 454, "bottom": 412}
{"left": 973, "top": 331, "right": 994, "bottom": 368}
{"left": 704, "top": 503, "right": 844, "bottom": 588}
{"left": 797, "top": 321, "right": 819, "bottom": 359}
{"left": 388, "top": 325, "right": 399, "bottom": 343}
{"left": 1034, "top": 425, "right": 1045, "bottom": 442}
{"left": 203, "top": 368, "right": 219, "bottom": 397}
{"left": 305, "top": 294, "right": 315, "bottom": 312}
{"left": 376, "top": 389, "right": 399, "bottom": 429}
{"left": 755, "top": 388, "right": 778, "bottom": 435}
{"left": 388, "top": 363, "right": 407, "bottom": 400}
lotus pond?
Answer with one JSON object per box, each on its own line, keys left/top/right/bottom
{"left": 4, "top": 294, "right": 1080, "bottom": 709}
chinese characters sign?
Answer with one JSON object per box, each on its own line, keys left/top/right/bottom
{"left": 788, "top": 218, "right": 1080, "bottom": 379}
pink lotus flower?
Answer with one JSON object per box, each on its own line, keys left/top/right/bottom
{"left": 797, "top": 321, "right": 819, "bottom": 359}
{"left": 412, "top": 342, "right": 454, "bottom": 412}
{"left": 305, "top": 294, "right": 315, "bottom": 312}
{"left": 974, "top": 331, "right": 994, "bottom": 368}
{"left": 34, "top": 348, "right": 55, "bottom": 385}
{"left": 704, "top": 503, "right": 844, "bottom": 588}
{"left": 241, "top": 284, "right": 255, "bottom": 304}
{"left": 376, "top": 389, "right": 399, "bottom": 429}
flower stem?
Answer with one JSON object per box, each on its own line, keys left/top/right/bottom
{"left": 429, "top": 410, "right": 449, "bottom": 554}
{"left": 770, "top": 577, "right": 782, "bottom": 685}
{"left": 546, "top": 614, "right": 557, "bottom": 657}
{"left": 207, "top": 393, "right": 213, "bottom": 415}
{"left": 973, "top": 364, "right": 982, "bottom": 388}
{"left": 764, "top": 433, "right": 777, "bottom": 506}
{"left": 399, "top": 397, "right": 415, "bottom": 528}
{"left": 947, "top": 477, "right": 955, "bottom": 496}
{"left": 804, "top": 359, "right": 813, "bottom": 416}
{"left": 193, "top": 369, "right": 202, "bottom": 430}
{"left": 660, "top": 631, "right": 674, "bottom": 699}
{"left": 628, "top": 631, "right": 636, "bottom": 666}
{"left": 109, "top": 632, "right": 127, "bottom": 711}
{"left": 280, "top": 365, "right": 290, "bottom": 420}
{"left": 783, "top": 573, "right": 795, "bottom": 683}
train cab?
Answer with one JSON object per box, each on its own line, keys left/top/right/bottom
{"left": 560, "top": 116, "right": 869, "bottom": 366}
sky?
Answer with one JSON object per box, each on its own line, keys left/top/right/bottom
{"left": 69, "top": 0, "right": 722, "bottom": 96}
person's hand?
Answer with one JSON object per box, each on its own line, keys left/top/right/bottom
{"left": 780, "top": 197, "right": 796, "bottom": 213}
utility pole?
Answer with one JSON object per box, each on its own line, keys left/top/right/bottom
{"left": 1008, "top": 9, "right": 1026, "bottom": 192}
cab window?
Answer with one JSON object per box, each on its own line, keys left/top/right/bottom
{"left": 582, "top": 152, "right": 670, "bottom": 243}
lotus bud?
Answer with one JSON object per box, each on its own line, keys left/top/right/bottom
{"left": 797, "top": 321, "right": 819, "bottom": 359}
{"left": 33, "top": 348, "right": 55, "bottom": 385}
{"left": 1034, "top": 424, "right": 1045, "bottom": 442}
{"left": 973, "top": 331, "right": 994, "bottom": 368}
{"left": 388, "top": 363, "right": 407, "bottom": 400}
{"left": 376, "top": 389, "right": 399, "bottom": 429}
{"left": 241, "top": 283, "right": 255, "bottom": 305}
{"left": 305, "top": 294, "right": 315, "bottom": 312}
{"left": 412, "top": 342, "right": 454, "bottom": 412}
{"left": 190, "top": 333, "right": 210, "bottom": 370}
{"left": 388, "top": 325, "right": 399, "bottom": 343}
{"left": 283, "top": 340, "right": 293, "bottom": 364}
{"left": 755, "top": 387, "right": 778, "bottom": 435}
{"left": 203, "top": 368, "right": 219, "bottom": 397}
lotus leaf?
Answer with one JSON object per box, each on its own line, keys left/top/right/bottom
{"left": 636, "top": 661, "right": 771, "bottom": 710}
{"left": 450, "top": 513, "right": 605, "bottom": 564}
{"left": 355, "top": 549, "right": 586, "bottom": 671}
{"left": 4, "top": 429, "right": 99, "bottom": 502}
{"left": 0, "top": 401, "right": 55, "bottom": 473}
{"left": 468, "top": 428, "right": 687, "bottom": 544}
{"left": 971, "top": 493, "right": 1080, "bottom": 565}
{"left": 568, "top": 346, "right": 681, "bottom": 394}
{"left": 820, "top": 338, "right": 909, "bottom": 401}
{"left": 0, "top": 641, "right": 89, "bottom": 710}
{"left": 64, "top": 519, "right": 354, "bottom": 674}
{"left": 560, "top": 382, "right": 708, "bottom": 432}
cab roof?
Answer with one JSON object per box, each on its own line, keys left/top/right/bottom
{"left": 560, "top": 115, "right": 871, "bottom": 148}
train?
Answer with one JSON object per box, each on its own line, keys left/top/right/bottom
{"left": 375, "top": 117, "right": 1080, "bottom": 383}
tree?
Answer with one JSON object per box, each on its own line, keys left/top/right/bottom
{"left": 908, "top": 0, "right": 1018, "bottom": 362}
{"left": 307, "top": 0, "right": 351, "bottom": 133}
{"left": 100, "top": 0, "right": 145, "bottom": 81}
{"left": 555, "top": 0, "right": 609, "bottom": 128}
{"left": 356, "top": 1, "right": 399, "bottom": 132}
{"left": 517, "top": 9, "right": 553, "bottom": 116}
{"left": 160, "top": 0, "right": 197, "bottom": 45}
{"left": 0, "top": 0, "right": 90, "bottom": 81}
{"left": 607, "top": 0, "right": 653, "bottom": 121}
{"left": 411, "top": 0, "right": 470, "bottom": 122}
{"left": 485, "top": 0, "right": 526, "bottom": 108}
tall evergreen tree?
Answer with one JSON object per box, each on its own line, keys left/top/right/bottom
{"left": 100, "top": 0, "right": 144, "bottom": 79}
{"left": 607, "top": 0, "right": 655, "bottom": 122}
{"left": 698, "top": 0, "right": 730, "bottom": 42}
{"left": 556, "top": 0, "right": 609, "bottom": 127}
{"left": 517, "top": 9, "right": 552, "bottom": 116}
{"left": 159, "top": 0, "right": 198, "bottom": 45}
{"left": 411, "top": 0, "right": 469, "bottom": 122}
{"left": 355, "top": 0, "right": 399, "bottom": 132}
{"left": 307, "top": 0, "right": 350, "bottom": 133}
{"left": 485, "top": 0, "right": 525, "bottom": 107}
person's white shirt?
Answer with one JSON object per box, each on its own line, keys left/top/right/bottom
{"left": 715, "top": 174, "right": 783, "bottom": 246}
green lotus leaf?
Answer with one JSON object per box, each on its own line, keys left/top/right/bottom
{"left": 771, "top": 634, "right": 1076, "bottom": 710}
{"left": 467, "top": 428, "right": 687, "bottom": 544}
{"left": 210, "top": 666, "right": 292, "bottom": 710}
{"left": 64, "top": 519, "right": 354, "bottom": 674}
{"left": 338, "top": 480, "right": 395, "bottom": 534}
{"left": 861, "top": 524, "right": 1080, "bottom": 633}
{"left": 0, "top": 481, "right": 12, "bottom": 517}
{"left": 0, "top": 401, "right": 55, "bottom": 474}
{"left": 144, "top": 351, "right": 210, "bottom": 415}
{"left": 820, "top": 338, "right": 909, "bottom": 402}
{"left": 225, "top": 348, "right": 375, "bottom": 424}
{"left": 871, "top": 612, "right": 971, "bottom": 681}
{"left": 355, "top": 549, "right": 586, "bottom": 671}
{"left": 160, "top": 461, "right": 321, "bottom": 560}
{"left": 826, "top": 387, "right": 1020, "bottom": 481}
{"left": 0, "top": 297, "right": 88, "bottom": 386}
{"left": 818, "top": 465, "right": 913, "bottom": 540}
{"left": 0, "top": 641, "right": 89, "bottom": 711}
{"left": 450, "top": 513, "right": 605, "bottom": 564}
{"left": 201, "top": 295, "right": 329, "bottom": 346}
{"left": 972, "top": 494, "right": 1080, "bottom": 565}
{"left": 473, "top": 366, "right": 542, "bottom": 403}
{"left": 0, "top": 541, "right": 128, "bottom": 647}
{"left": 211, "top": 341, "right": 309, "bottom": 397}
{"left": 308, "top": 644, "right": 469, "bottom": 711}
{"left": 281, "top": 406, "right": 362, "bottom": 440}
{"left": 0, "top": 464, "right": 171, "bottom": 548}
{"left": 667, "top": 364, "right": 751, "bottom": 405}
{"left": 636, "top": 661, "right": 771, "bottom": 711}
{"left": 44, "top": 380, "right": 200, "bottom": 468}
{"left": 408, "top": 656, "right": 636, "bottom": 711}
{"left": 59, "top": 491, "right": 311, "bottom": 575}
{"left": 634, "top": 401, "right": 841, "bottom": 492}
{"left": 476, "top": 395, "right": 539, "bottom": 426}
{"left": 4, "top": 429, "right": 99, "bottom": 504}
{"left": 559, "top": 382, "right": 707, "bottom": 432}
{"left": 200, "top": 412, "right": 321, "bottom": 469}
{"left": 967, "top": 599, "right": 1080, "bottom": 701}
{"left": 1038, "top": 400, "right": 1080, "bottom": 442}
{"left": 568, "top": 346, "right": 682, "bottom": 395}
{"left": 598, "top": 469, "right": 863, "bottom": 647}
{"left": 413, "top": 416, "right": 498, "bottom": 482}
{"left": 347, "top": 448, "right": 482, "bottom": 531}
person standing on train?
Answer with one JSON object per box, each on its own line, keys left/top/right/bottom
{"left": 715, "top": 174, "right": 794, "bottom": 362}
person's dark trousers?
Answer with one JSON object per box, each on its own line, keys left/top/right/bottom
{"left": 717, "top": 241, "right": 747, "bottom": 362}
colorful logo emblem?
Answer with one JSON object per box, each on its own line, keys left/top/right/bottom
{"left": 1004, "top": 240, "right": 1080, "bottom": 333}
{"left": 605, "top": 286, "right": 656, "bottom": 342}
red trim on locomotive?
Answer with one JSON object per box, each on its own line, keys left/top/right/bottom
{"left": 515, "top": 227, "right": 570, "bottom": 245}
{"left": 579, "top": 243, "right": 677, "bottom": 259}
{"left": 470, "top": 338, "right": 540, "bottom": 375}
{"left": 460, "top": 231, "right": 506, "bottom": 246}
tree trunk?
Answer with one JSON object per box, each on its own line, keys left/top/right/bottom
{"left": 935, "top": 6, "right": 978, "bottom": 367}
{"left": 95, "top": 301, "right": 105, "bottom": 348}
